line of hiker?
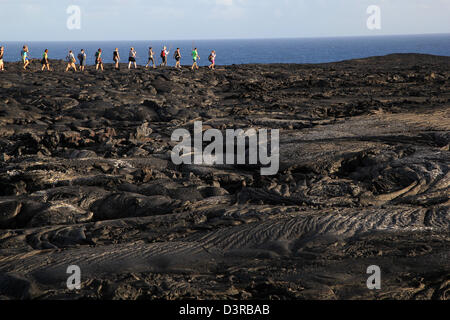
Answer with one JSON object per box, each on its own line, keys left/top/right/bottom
{"left": 1, "top": 45, "right": 217, "bottom": 72}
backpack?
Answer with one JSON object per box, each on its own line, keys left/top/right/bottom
{"left": 78, "top": 53, "right": 83, "bottom": 61}
{"left": 208, "top": 54, "right": 213, "bottom": 62}
{"left": 174, "top": 52, "right": 180, "bottom": 59}
{"left": 161, "top": 50, "right": 166, "bottom": 58}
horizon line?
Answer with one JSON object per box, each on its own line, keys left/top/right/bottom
{"left": 2, "top": 32, "right": 450, "bottom": 43}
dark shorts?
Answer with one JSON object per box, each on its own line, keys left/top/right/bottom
{"left": 96, "top": 58, "right": 102, "bottom": 65}
{"left": 80, "top": 59, "right": 86, "bottom": 66}
{"left": 41, "top": 59, "right": 47, "bottom": 65}
{"left": 129, "top": 57, "right": 136, "bottom": 62}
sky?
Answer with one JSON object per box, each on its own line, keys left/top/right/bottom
{"left": 1, "top": 0, "right": 450, "bottom": 41}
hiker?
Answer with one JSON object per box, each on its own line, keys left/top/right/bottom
{"left": 0, "top": 47, "right": 4, "bottom": 71}
{"left": 191, "top": 48, "right": 200, "bottom": 70}
{"left": 41, "top": 49, "right": 51, "bottom": 71}
{"left": 128, "top": 47, "right": 137, "bottom": 69}
{"left": 174, "top": 48, "right": 181, "bottom": 69}
{"left": 208, "top": 50, "right": 216, "bottom": 70}
{"left": 78, "top": 49, "right": 87, "bottom": 72}
{"left": 160, "top": 46, "right": 169, "bottom": 66}
{"left": 113, "top": 48, "right": 120, "bottom": 69}
{"left": 65, "top": 50, "right": 77, "bottom": 72}
{"left": 21, "top": 45, "right": 30, "bottom": 70}
{"left": 95, "top": 48, "right": 103, "bottom": 71}
{"left": 145, "top": 47, "right": 156, "bottom": 69}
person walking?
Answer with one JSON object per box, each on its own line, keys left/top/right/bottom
{"left": 0, "top": 47, "right": 5, "bottom": 71}
{"left": 174, "top": 48, "right": 182, "bottom": 69}
{"left": 160, "top": 46, "right": 169, "bottom": 66}
{"left": 128, "top": 47, "right": 137, "bottom": 69}
{"left": 95, "top": 48, "right": 104, "bottom": 71}
{"left": 21, "top": 45, "right": 30, "bottom": 70}
{"left": 78, "top": 49, "right": 87, "bottom": 72}
{"left": 191, "top": 48, "right": 200, "bottom": 70}
{"left": 208, "top": 50, "right": 216, "bottom": 70}
{"left": 65, "top": 50, "right": 77, "bottom": 72}
{"left": 113, "top": 48, "right": 120, "bottom": 69}
{"left": 145, "top": 47, "right": 156, "bottom": 69}
{"left": 41, "top": 49, "right": 51, "bottom": 71}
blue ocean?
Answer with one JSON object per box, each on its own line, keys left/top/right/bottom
{"left": 1, "top": 34, "right": 449, "bottom": 66}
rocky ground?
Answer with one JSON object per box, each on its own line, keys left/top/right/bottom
{"left": 0, "top": 54, "right": 449, "bottom": 300}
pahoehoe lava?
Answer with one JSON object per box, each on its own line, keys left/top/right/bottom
{"left": 0, "top": 54, "right": 449, "bottom": 300}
